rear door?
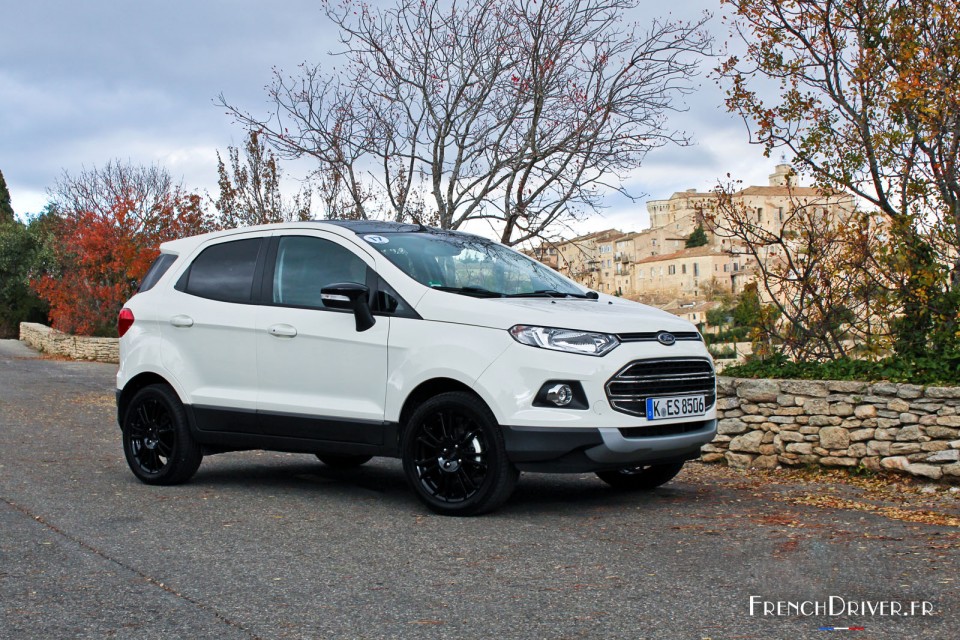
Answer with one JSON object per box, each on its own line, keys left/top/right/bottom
{"left": 255, "top": 232, "right": 390, "bottom": 444}
{"left": 160, "top": 235, "right": 265, "bottom": 433}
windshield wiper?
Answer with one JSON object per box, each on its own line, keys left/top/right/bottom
{"left": 430, "top": 285, "right": 504, "bottom": 298}
{"left": 506, "top": 289, "right": 598, "bottom": 299}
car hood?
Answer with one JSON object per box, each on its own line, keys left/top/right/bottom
{"left": 413, "top": 290, "right": 699, "bottom": 335}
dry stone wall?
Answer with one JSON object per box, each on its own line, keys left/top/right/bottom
{"left": 19, "top": 322, "right": 119, "bottom": 364}
{"left": 704, "top": 377, "right": 960, "bottom": 482}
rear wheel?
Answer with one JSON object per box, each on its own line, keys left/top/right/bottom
{"left": 596, "top": 462, "right": 684, "bottom": 490}
{"left": 316, "top": 454, "right": 373, "bottom": 468}
{"left": 401, "top": 392, "right": 518, "bottom": 516}
{"left": 122, "top": 384, "right": 202, "bottom": 485}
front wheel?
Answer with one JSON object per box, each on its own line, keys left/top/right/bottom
{"left": 401, "top": 392, "right": 518, "bottom": 516}
{"left": 596, "top": 462, "right": 684, "bottom": 490}
{"left": 122, "top": 384, "right": 202, "bottom": 485}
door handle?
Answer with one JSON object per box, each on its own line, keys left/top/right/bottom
{"left": 170, "top": 315, "right": 194, "bottom": 328}
{"left": 268, "top": 324, "right": 298, "bottom": 338}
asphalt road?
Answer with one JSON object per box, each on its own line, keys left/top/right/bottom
{"left": 1, "top": 339, "right": 958, "bottom": 640}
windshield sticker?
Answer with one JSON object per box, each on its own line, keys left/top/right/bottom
{"left": 364, "top": 235, "right": 389, "bottom": 245}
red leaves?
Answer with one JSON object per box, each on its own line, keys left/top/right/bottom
{"left": 33, "top": 192, "right": 207, "bottom": 336}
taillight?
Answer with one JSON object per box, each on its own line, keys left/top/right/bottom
{"left": 118, "top": 308, "right": 134, "bottom": 337}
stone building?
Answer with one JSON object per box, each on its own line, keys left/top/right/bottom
{"left": 632, "top": 246, "right": 738, "bottom": 298}
{"left": 554, "top": 229, "right": 621, "bottom": 291}
{"left": 549, "top": 164, "right": 854, "bottom": 305}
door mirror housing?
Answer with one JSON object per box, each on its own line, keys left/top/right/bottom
{"left": 321, "top": 283, "right": 376, "bottom": 332}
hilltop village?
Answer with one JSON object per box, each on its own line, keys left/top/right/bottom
{"left": 529, "top": 165, "right": 854, "bottom": 339}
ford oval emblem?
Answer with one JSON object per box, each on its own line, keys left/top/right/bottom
{"left": 656, "top": 332, "right": 676, "bottom": 346}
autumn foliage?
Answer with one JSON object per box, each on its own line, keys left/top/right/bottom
{"left": 717, "top": 0, "right": 960, "bottom": 360}
{"left": 33, "top": 192, "right": 208, "bottom": 336}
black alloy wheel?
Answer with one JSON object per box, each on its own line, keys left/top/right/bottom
{"left": 402, "top": 392, "right": 518, "bottom": 516}
{"left": 122, "top": 384, "right": 202, "bottom": 485}
{"left": 595, "top": 462, "right": 685, "bottom": 490}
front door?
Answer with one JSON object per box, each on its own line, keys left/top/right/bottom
{"left": 255, "top": 233, "right": 390, "bottom": 444}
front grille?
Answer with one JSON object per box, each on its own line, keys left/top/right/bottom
{"left": 617, "top": 331, "right": 702, "bottom": 343}
{"left": 605, "top": 358, "right": 716, "bottom": 417}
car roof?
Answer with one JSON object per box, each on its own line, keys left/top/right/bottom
{"left": 158, "top": 219, "right": 491, "bottom": 255}
{"left": 318, "top": 220, "right": 423, "bottom": 234}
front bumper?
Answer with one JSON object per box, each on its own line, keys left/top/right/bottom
{"left": 501, "top": 418, "right": 717, "bottom": 473}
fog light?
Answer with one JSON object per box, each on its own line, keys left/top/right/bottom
{"left": 545, "top": 383, "right": 574, "bottom": 406}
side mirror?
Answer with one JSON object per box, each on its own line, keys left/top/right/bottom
{"left": 320, "top": 283, "right": 376, "bottom": 332}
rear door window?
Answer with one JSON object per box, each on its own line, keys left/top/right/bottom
{"left": 178, "top": 238, "right": 263, "bottom": 303}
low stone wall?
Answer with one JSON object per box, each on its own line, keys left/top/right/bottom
{"left": 703, "top": 377, "right": 960, "bottom": 481}
{"left": 19, "top": 322, "right": 119, "bottom": 364}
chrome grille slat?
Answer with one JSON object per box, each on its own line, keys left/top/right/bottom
{"left": 604, "top": 357, "right": 716, "bottom": 418}
{"left": 618, "top": 331, "right": 702, "bottom": 342}
{"left": 613, "top": 373, "right": 714, "bottom": 381}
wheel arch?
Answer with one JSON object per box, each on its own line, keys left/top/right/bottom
{"left": 117, "top": 372, "right": 178, "bottom": 427}
{"left": 397, "top": 377, "right": 490, "bottom": 445}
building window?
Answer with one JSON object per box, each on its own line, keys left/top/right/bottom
{"left": 757, "top": 207, "right": 763, "bottom": 222}
{"left": 668, "top": 265, "right": 676, "bottom": 275}
{"left": 681, "top": 264, "right": 687, "bottom": 275}
{"left": 778, "top": 207, "right": 784, "bottom": 222}
{"left": 693, "top": 263, "right": 700, "bottom": 277}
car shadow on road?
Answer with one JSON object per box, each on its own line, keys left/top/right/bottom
{"left": 182, "top": 454, "right": 705, "bottom": 516}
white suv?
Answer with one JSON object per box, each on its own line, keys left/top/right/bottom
{"left": 116, "top": 221, "right": 717, "bottom": 515}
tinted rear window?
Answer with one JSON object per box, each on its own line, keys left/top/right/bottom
{"left": 180, "top": 238, "right": 262, "bottom": 303}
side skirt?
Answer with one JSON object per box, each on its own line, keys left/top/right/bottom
{"left": 185, "top": 405, "right": 401, "bottom": 458}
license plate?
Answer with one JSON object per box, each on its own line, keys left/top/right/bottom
{"left": 645, "top": 395, "right": 706, "bottom": 421}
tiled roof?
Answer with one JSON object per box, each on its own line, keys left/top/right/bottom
{"left": 634, "top": 246, "right": 730, "bottom": 265}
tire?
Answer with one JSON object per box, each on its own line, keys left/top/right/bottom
{"left": 401, "top": 392, "right": 518, "bottom": 516}
{"left": 122, "top": 384, "right": 202, "bottom": 485}
{"left": 596, "top": 462, "right": 684, "bottom": 491}
{"left": 316, "top": 454, "right": 373, "bottom": 468}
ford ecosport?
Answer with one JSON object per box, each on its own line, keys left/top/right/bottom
{"left": 116, "top": 221, "right": 717, "bottom": 515}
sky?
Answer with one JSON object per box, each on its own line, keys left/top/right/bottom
{"left": 0, "top": 0, "right": 778, "bottom": 238}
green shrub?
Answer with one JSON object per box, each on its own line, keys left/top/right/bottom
{"left": 722, "top": 353, "right": 960, "bottom": 386}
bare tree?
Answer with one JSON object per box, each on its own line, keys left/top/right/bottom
{"left": 49, "top": 160, "right": 215, "bottom": 238}
{"left": 709, "top": 178, "right": 887, "bottom": 361}
{"left": 52, "top": 160, "right": 176, "bottom": 225}
{"left": 214, "top": 130, "right": 312, "bottom": 228}
{"left": 220, "top": 0, "right": 712, "bottom": 245}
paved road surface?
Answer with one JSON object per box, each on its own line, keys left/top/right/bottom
{"left": 1, "top": 339, "right": 957, "bottom": 639}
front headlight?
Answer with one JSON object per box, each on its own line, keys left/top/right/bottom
{"left": 509, "top": 325, "right": 619, "bottom": 356}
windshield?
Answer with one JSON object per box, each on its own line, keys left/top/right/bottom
{"left": 360, "top": 231, "right": 587, "bottom": 298}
